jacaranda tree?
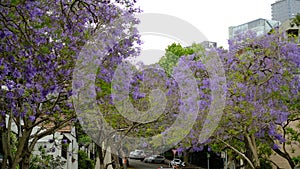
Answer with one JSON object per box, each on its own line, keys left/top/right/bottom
{"left": 0, "top": 0, "right": 140, "bottom": 169}
{"left": 211, "top": 31, "right": 300, "bottom": 169}
{"left": 154, "top": 31, "right": 299, "bottom": 169}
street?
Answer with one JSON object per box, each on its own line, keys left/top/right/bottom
{"left": 128, "top": 159, "right": 205, "bottom": 169}
{"left": 128, "top": 159, "right": 170, "bottom": 169}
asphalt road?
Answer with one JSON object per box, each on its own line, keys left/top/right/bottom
{"left": 128, "top": 159, "right": 170, "bottom": 169}
{"left": 128, "top": 159, "right": 206, "bottom": 169}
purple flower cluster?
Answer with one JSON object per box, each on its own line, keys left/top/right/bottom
{"left": 214, "top": 30, "right": 300, "bottom": 150}
{"left": 0, "top": 0, "right": 140, "bottom": 122}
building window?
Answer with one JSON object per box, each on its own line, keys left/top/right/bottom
{"left": 287, "top": 29, "right": 299, "bottom": 43}
{"left": 61, "top": 136, "right": 70, "bottom": 159}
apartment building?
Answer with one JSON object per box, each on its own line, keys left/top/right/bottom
{"left": 272, "top": 0, "right": 300, "bottom": 23}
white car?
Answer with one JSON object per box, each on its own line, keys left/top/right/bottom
{"left": 143, "top": 155, "right": 165, "bottom": 163}
{"left": 129, "top": 150, "right": 146, "bottom": 161}
{"left": 170, "top": 158, "right": 185, "bottom": 167}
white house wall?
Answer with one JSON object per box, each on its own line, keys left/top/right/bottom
{"left": 32, "top": 131, "right": 78, "bottom": 169}
{"left": 4, "top": 115, "right": 78, "bottom": 169}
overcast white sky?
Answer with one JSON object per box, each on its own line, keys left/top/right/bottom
{"left": 134, "top": 0, "right": 278, "bottom": 64}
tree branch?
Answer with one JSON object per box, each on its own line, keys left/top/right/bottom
{"left": 215, "top": 137, "right": 255, "bottom": 169}
{"left": 105, "top": 160, "right": 115, "bottom": 169}
{"left": 29, "top": 114, "right": 76, "bottom": 152}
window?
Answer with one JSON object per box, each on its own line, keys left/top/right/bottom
{"left": 287, "top": 29, "right": 299, "bottom": 43}
{"left": 61, "top": 136, "right": 70, "bottom": 159}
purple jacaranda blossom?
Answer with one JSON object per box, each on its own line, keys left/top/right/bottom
{"left": 20, "top": 111, "right": 26, "bottom": 118}
{"left": 209, "top": 29, "right": 300, "bottom": 166}
{"left": 62, "top": 139, "right": 68, "bottom": 144}
{"left": 29, "top": 116, "right": 36, "bottom": 122}
{"left": 192, "top": 146, "right": 204, "bottom": 152}
{"left": 0, "top": 122, "right": 5, "bottom": 127}
{"left": 0, "top": 111, "right": 5, "bottom": 116}
{"left": 6, "top": 92, "right": 14, "bottom": 99}
{"left": 272, "top": 143, "right": 280, "bottom": 150}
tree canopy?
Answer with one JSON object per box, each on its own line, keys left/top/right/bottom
{"left": 0, "top": 1, "right": 140, "bottom": 169}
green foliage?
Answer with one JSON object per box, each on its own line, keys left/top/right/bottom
{"left": 158, "top": 43, "right": 205, "bottom": 76}
{"left": 258, "top": 143, "right": 272, "bottom": 158}
{"left": 291, "top": 13, "right": 300, "bottom": 27}
{"left": 75, "top": 120, "right": 93, "bottom": 147}
{"left": 286, "top": 127, "right": 300, "bottom": 142}
{"left": 78, "top": 150, "right": 95, "bottom": 169}
{"left": 10, "top": 132, "right": 18, "bottom": 157}
{"left": 78, "top": 135, "right": 92, "bottom": 147}
{"left": 259, "top": 159, "right": 272, "bottom": 169}
{"left": 292, "top": 156, "right": 300, "bottom": 165}
{"left": 30, "top": 146, "right": 66, "bottom": 169}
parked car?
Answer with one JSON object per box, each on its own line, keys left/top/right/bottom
{"left": 144, "top": 155, "right": 165, "bottom": 163}
{"left": 129, "top": 149, "right": 146, "bottom": 161}
{"left": 143, "top": 155, "right": 152, "bottom": 163}
{"left": 169, "top": 158, "right": 185, "bottom": 167}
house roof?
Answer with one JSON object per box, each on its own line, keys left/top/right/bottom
{"left": 36, "top": 115, "right": 73, "bottom": 133}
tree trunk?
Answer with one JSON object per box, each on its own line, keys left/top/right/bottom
{"left": 95, "top": 144, "right": 105, "bottom": 169}
{"left": 183, "top": 150, "right": 189, "bottom": 164}
{"left": 216, "top": 137, "right": 255, "bottom": 169}
{"left": 20, "top": 160, "right": 29, "bottom": 169}
{"left": 112, "top": 153, "right": 120, "bottom": 169}
{"left": 273, "top": 148, "right": 295, "bottom": 169}
{"left": 244, "top": 134, "right": 260, "bottom": 169}
{"left": 1, "top": 115, "right": 13, "bottom": 169}
{"left": 1, "top": 131, "right": 10, "bottom": 169}
{"left": 20, "top": 153, "right": 30, "bottom": 169}
{"left": 11, "top": 129, "right": 32, "bottom": 169}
